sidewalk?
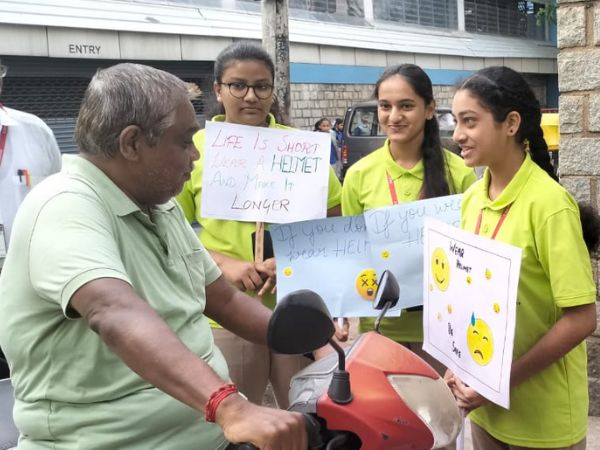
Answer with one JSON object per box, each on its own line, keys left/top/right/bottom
{"left": 461, "top": 416, "right": 600, "bottom": 449}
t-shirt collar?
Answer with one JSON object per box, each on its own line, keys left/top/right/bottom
{"left": 0, "top": 107, "right": 18, "bottom": 127}
{"left": 383, "top": 139, "right": 424, "bottom": 181}
{"left": 63, "top": 155, "right": 176, "bottom": 217}
{"left": 478, "top": 152, "right": 533, "bottom": 210}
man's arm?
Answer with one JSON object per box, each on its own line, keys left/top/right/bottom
{"left": 71, "top": 276, "right": 307, "bottom": 449}
{"left": 71, "top": 277, "right": 227, "bottom": 411}
{"left": 204, "top": 275, "right": 272, "bottom": 345}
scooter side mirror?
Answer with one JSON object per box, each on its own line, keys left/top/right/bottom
{"left": 268, "top": 289, "right": 335, "bottom": 355}
{"left": 373, "top": 270, "right": 400, "bottom": 310}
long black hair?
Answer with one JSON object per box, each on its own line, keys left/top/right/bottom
{"left": 209, "top": 41, "right": 285, "bottom": 124}
{"left": 375, "top": 64, "right": 451, "bottom": 198}
{"left": 458, "top": 66, "right": 600, "bottom": 252}
{"left": 457, "top": 66, "right": 556, "bottom": 181}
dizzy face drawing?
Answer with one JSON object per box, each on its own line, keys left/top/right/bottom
{"left": 431, "top": 248, "right": 450, "bottom": 291}
{"left": 466, "top": 313, "right": 494, "bottom": 366}
{"left": 355, "top": 268, "right": 378, "bottom": 301}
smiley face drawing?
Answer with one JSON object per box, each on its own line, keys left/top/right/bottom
{"left": 355, "top": 268, "right": 378, "bottom": 301}
{"left": 431, "top": 248, "right": 450, "bottom": 291}
{"left": 466, "top": 313, "right": 494, "bottom": 366}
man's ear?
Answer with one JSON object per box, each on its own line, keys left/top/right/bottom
{"left": 505, "top": 111, "right": 522, "bottom": 136}
{"left": 119, "top": 125, "right": 144, "bottom": 161}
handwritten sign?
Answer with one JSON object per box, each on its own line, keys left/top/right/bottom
{"left": 201, "top": 121, "right": 331, "bottom": 223}
{"left": 364, "top": 195, "right": 462, "bottom": 309}
{"left": 422, "top": 219, "right": 521, "bottom": 409}
{"left": 272, "top": 196, "right": 468, "bottom": 317}
{"left": 271, "top": 216, "right": 394, "bottom": 317}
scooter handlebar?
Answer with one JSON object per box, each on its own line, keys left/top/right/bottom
{"left": 226, "top": 413, "right": 321, "bottom": 450}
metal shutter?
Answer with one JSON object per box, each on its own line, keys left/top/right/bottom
{"left": 1, "top": 57, "right": 211, "bottom": 154}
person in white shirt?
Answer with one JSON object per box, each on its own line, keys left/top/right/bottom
{"left": 0, "top": 58, "right": 61, "bottom": 379}
{"left": 0, "top": 59, "right": 61, "bottom": 271}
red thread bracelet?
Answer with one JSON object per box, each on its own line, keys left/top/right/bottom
{"left": 205, "top": 383, "right": 238, "bottom": 423}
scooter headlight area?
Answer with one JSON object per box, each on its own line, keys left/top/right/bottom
{"left": 387, "top": 374, "right": 462, "bottom": 449}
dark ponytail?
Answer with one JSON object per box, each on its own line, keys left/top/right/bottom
{"left": 527, "top": 124, "right": 557, "bottom": 182}
{"left": 457, "top": 67, "right": 557, "bottom": 181}
{"left": 459, "top": 67, "right": 599, "bottom": 250}
{"left": 375, "top": 64, "right": 450, "bottom": 198}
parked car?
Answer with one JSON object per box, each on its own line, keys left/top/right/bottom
{"left": 340, "top": 100, "right": 457, "bottom": 178}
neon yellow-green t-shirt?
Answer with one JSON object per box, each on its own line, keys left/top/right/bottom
{"left": 341, "top": 140, "right": 477, "bottom": 341}
{"left": 462, "top": 153, "right": 596, "bottom": 448}
{"left": 177, "top": 114, "right": 342, "bottom": 317}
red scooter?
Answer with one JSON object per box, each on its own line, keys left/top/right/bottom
{"left": 232, "top": 270, "right": 462, "bottom": 449}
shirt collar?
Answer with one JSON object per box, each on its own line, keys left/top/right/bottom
{"left": 62, "top": 155, "right": 176, "bottom": 217}
{"left": 383, "top": 139, "right": 424, "bottom": 181}
{"left": 0, "top": 107, "right": 18, "bottom": 127}
{"left": 478, "top": 152, "right": 533, "bottom": 210}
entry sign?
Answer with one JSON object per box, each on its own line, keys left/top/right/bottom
{"left": 201, "top": 122, "right": 331, "bottom": 224}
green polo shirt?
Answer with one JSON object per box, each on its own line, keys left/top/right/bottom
{"left": 0, "top": 155, "right": 229, "bottom": 450}
{"left": 341, "top": 140, "right": 477, "bottom": 342}
{"left": 462, "top": 153, "right": 595, "bottom": 447}
{"left": 177, "top": 114, "right": 342, "bottom": 314}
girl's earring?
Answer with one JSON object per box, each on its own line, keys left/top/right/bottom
{"left": 523, "top": 139, "right": 530, "bottom": 152}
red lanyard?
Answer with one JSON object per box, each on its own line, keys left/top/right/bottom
{"left": 386, "top": 171, "right": 399, "bottom": 205}
{"left": 386, "top": 170, "right": 425, "bottom": 205}
{"left": 474, "top": 205, "right": 511, "bottom": 240}
{"left": 0, "top": 102, "right": 7, "bottom": 167}
{"left": 0, "top": 126, "right": 7, "bottom": 167}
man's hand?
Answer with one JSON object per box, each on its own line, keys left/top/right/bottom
{"left": 216, "top": 394, "right": 307, "bottom": 450}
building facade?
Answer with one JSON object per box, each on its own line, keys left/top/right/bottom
{"left": 0, "top": 0, "right": 557, "bottom": 151}
{"left": 557, "top": 0, "right": 600, "bottom": 416}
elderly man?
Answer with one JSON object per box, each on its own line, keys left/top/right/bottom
{"left": 0, "top": 63, "right": 306, "bottom": 450}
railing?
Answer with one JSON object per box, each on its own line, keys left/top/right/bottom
{"left": 128, "top": 0, "right": 547, "bottom": 39}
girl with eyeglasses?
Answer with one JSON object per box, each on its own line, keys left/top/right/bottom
{"left": 447, "top": 66, "right": 599, "bottom": 450}
{"left": 177, "top": 41, "right": 343, "bottom": 409}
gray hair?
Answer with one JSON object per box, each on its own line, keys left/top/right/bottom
{"left": 75, "top": 63, "right": 189, "bottom": 158}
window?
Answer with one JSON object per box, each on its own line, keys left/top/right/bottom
{"left": 464, "top": 0, "right": 547, "bottom": 39}
{"left": 349, "top": 108, "right": 382, "bottom": 137}
{"left": 374, "top": 0, "right": 458, "bottom": 30}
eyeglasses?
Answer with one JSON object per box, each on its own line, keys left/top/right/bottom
{"left": 219, "top": 81, "right": 274, "bottom": 100}
{"left": 0, "top": 65, "right": 6, "bottom": 78}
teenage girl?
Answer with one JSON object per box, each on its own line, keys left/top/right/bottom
{"left": 177, "top": 41, "right": 343, "bottom": 408}
{"left": 341, "top": 64, "right": 477, "bottom": 371}
{"left": 447, "top": 66, "right": 598, "bottom": 450}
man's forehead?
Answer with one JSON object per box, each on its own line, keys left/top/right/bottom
{"left": 171, "top": 99, "right": 201, "bottom": 132}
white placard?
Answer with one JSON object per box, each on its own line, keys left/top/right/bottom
{"left": 423, "top": 219, "right": 521, "bottom": 409}
{"left": 201, "top": 121, "right": 331, "bottom": 223}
